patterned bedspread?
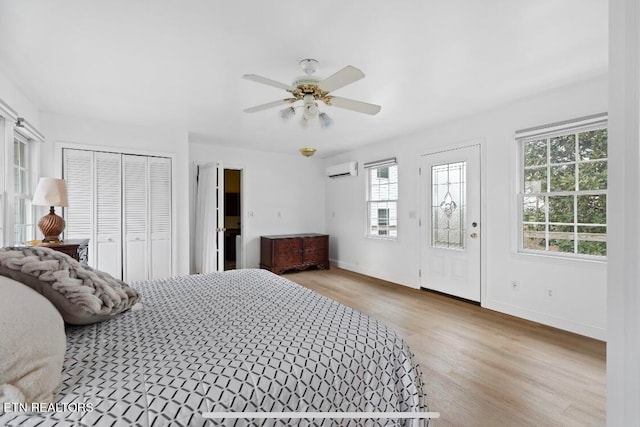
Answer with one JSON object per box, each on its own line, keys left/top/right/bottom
{"left": 1, "top": 269, "right": 427, "bottom": 426}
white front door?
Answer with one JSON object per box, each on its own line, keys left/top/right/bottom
{"left": 420, "top": 144, "right": 481, "bottom": 302}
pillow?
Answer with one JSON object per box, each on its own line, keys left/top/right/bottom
{"left": 0, "top": 276, "right": 65, "bottom": 404}
{"left": 0, "top": 246, "right": 140, "bottom": 325}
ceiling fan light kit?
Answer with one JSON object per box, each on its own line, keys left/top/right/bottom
{"left": 299, "top": 58, "right": 319, "bottom": 75}
{"left": 243, "top": 58, "right": 381, "bottom": 128}
{"left": 279, "top": 106, "right": 296, "bottom": 121}
{"left": 318, "top": 112, "right": 333, "bottom": 129}
{"left": 243, "top": 58, "right": 381, "bottom": 157}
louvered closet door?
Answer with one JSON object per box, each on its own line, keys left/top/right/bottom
{"left": 148, "top": 157, "right": 172, "bottom": 279}
{"left": 122, "top": 155, "right": 148, "bottom": 282}
{"left": 63, "top": 149, "right": 95, "bottom": 266}
{"left": 95, "top": 152, "right": 122, "bottom": 279}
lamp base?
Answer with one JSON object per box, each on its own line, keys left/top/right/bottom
{"left": 38, "top": 207, "right": 66, "bottom": 243}
{"left": 42, "top": 237, "right": 64, "bottom": 244}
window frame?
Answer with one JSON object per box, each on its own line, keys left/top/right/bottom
{"left": 516, "top": 114, "right": 608, "bottom": 261}
{"left": 365, "top": 160, "right": 398, "bottom": 240}
{"left": 12, "top": 131, "right": 36, "bottom": 244}
{"left": 0, "top": 105, "right": 43, "bottom": 246}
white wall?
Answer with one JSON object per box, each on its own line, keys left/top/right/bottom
{"left": 325, "top": 75, "right": 608, "bottom": 340}
{"left": 0, "top": 71, "right": 39, "bottom": 127}
{"left": 607, "top": 0, "right": 640, "bottom": 423}
{"left": 189, "top": 142, "right": 326, "bottom": 272}
{"left": 39, "top": 112, "right": 190, "bottom": 276}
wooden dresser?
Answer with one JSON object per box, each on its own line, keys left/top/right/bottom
{"left": 33, "top": 239, "right": 89, "bottom": 265}
{"left": 260, "top": 234, "right": 329, "bottom": 274}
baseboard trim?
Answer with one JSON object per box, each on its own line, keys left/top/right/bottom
{"left": 484, "top": 298, "right": 606, "bottom": 341}
{"left": 329, "top": 259, "right": 605, "bottom": 341}
{"left": 330, "top": 259, "right": 419, "bottom": 290}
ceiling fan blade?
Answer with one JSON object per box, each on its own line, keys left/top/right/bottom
{"left": 318, "top": 66, "right": 365, "bottom": 93}
{"left": 327, "top": 96, "right": 381, "bottom": 115}
{"left": 243, "top": 74, "right": 293, "bottom": 91}
{"left": 243, "top": 98, "right": 296, "bottom": 113}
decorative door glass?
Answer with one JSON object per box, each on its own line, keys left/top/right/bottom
{"left": 432, "top": 161, "right": 466, "bottom": 249}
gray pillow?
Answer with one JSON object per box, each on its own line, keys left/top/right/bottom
{"left": 0, "top": 247, "right": 140, "bottom": 325}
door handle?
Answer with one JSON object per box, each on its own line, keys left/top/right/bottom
{"left": 470, "top": 232, "right": 478, "bottom": 239}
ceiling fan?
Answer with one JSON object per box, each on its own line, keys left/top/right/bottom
{"left": 243, "top": 59, "right": 381, "bottom": 128}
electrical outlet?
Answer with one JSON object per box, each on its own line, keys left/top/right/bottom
{"left": 511, "top": 281, "right": 520, "bottom": 291}
{"left": 544, "top": 288, "right": 554, "bottom": 299}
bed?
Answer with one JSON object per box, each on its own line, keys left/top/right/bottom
{"left": 0, "top": 268, "right": 427, "bottom": 426}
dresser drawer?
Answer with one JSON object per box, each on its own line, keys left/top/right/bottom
{"left": 275, "top": 253, "right": 303, "bottom": 267}
{"left": 302, "top": 235, "right": 328, "bottom": 251}
{"left": 303, "top": 250, "right": 327, "bottom": 264}
{"left": 274, "top": 238, "right": 302, "bottom": 253}
{"left": 55, "top": 246, "right": 78, "bottom": 259}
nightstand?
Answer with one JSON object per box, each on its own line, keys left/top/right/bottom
{"left": 30, "top": 239, "right": 89, "bottom": 265}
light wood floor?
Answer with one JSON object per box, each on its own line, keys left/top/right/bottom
{"left": 286, "top": 268, "right": 606, "bottom": 427}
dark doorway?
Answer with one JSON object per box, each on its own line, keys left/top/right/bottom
{"left": 223, "top": 169, "right": 241, "bottom": 270}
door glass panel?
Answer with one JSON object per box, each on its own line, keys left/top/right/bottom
{"left": 431, "top": 161, "right": 466, "bottom": 249}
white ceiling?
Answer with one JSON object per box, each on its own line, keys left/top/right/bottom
{"left": 0, "top": 1, "right": 607, "bottom": 157}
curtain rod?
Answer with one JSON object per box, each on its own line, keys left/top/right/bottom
{"left": 16, "top": 117, "right": 45, "bottom": 142}
{"left": 515, "top": 112, "right": 607, "bottom": 140}
{"left": 363, "top": 157, "right": 397, "bottom": 169}
{"left": 0, "top": 98, "right": 18, "bottom": 121}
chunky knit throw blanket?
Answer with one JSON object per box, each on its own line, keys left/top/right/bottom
{"left": 0, "top": 246, "right": 139, "bottom": 316}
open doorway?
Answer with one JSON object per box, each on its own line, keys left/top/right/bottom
{"left": 224, "top": 169, "right": 242, "bottom": 270}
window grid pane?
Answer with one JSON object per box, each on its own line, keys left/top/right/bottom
{"left": 367, "top": 164, "right": 398, "bottom": 238}
{"left": 520, "top": 127, "right": 607, "bottom": 257}
{"left": 12, "top": 138, "right": 34, "bottom": 244}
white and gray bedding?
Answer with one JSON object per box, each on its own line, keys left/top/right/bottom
{"left": 1, "top": 269, "right": 427, "bottom": 426}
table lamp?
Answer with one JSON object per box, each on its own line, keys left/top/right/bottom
{"left": 32, "top": 177, "right": 69, "bottom": 242}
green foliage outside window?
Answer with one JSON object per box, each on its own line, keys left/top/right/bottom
{"left": 522, "top": 128, "right": 607, "bottom": 257}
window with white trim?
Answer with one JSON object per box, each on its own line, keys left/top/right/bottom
{"left": 517, "top": 114, "right": 607, "bottom": 258}
{"left": 12, "top": 131, "right": 35, "bottom": 244}
{"left": 366, "top": 158, "right": 398, "bottom": 238}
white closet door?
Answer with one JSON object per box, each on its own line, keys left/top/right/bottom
{"left": 148, "top": 157, "right": 172, "bottom": 279}
{"left": 63, "top": 149, "right": 95, "bottom": 265}
{"left": 122, "top": 155, "right": 148, "bottom": 282}
{"left": 94, "top": 152, "right": 122, "bottom": 279}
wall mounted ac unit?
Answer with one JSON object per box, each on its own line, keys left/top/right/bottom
{"left": 326, "top": 161, "right": 358, "bottom": 178}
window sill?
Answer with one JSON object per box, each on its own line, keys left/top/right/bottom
{"left": 515, "top": 249, "right": 607, "bottom": 265}
{"left": 366, "top": 235, "right": 399, "bottom": 242}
